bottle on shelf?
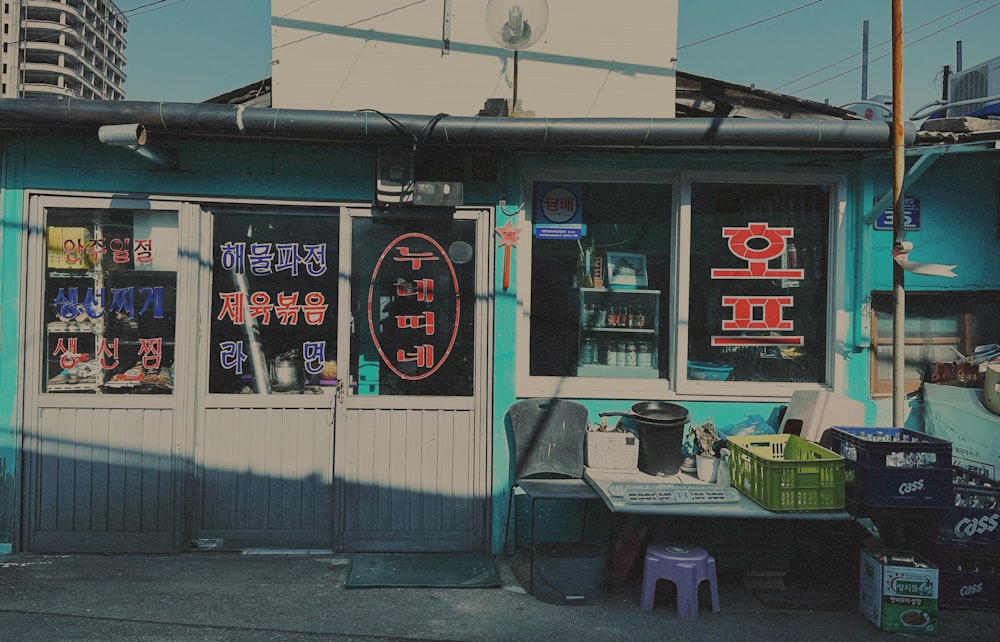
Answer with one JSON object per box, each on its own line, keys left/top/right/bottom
{"left": 625, "top": 342, "right": 637, "bottom": 366}
{"left": 605, "top": 340, "right": 619, "bottom": 365}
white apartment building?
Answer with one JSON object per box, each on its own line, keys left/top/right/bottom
{"left": 1, "top": 0, "right": 127, "bottom": 99}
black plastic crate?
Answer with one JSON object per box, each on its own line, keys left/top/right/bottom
{"left": 924, "top": 541, "right": 1000, "bottom": 611}
{"left": 830, "top": 427, "right": 953, "bottom": 509}
{"left": 938, "top": 467, "right": 1000, "bottom": 547}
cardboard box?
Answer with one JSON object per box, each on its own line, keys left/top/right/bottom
{"left": 860, "top": 549, "right": 938, "bottom": 635}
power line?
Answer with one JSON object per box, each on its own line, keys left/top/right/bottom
{"left": 273, "top": 0, "right": 427, "bottom": 51}
{"left": 6, "top": 0, "right": 185, "bottom": 49}
{"left": 773, "top": 0, "right": 987, "bottom": 91}
{"left": 678, "top": 0, "right": 823, "bottom": 50}
{"left": 785, "top": 1, "right": 1000, "bottom": 96}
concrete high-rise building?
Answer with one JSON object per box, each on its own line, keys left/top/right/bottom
{"left": 1, "top": 0, "right": 127, "bottom": 99}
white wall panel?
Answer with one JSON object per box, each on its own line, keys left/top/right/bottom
{"left": 272, "top": 0, "right": 677, "bottom": 117}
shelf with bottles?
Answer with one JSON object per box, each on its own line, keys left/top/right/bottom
{"left": 570, "top": 288, "right": 660, "bottom": 378}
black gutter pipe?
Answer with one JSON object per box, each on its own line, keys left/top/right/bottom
{"left": 0, "top": 99, "right": 913, "bottom": 150}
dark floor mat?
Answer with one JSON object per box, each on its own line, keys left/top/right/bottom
{"left": 753, "top": 584, "right": 858, "bottom": 612}
{"left": 345, "top": 553, "right": 502, "bottom": 589}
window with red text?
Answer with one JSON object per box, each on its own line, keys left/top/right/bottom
{"left": 687, "top": 182, "right": 830, "bottom": 384}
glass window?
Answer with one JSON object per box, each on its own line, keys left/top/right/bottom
{"left": 209, "top": 210, "right": 339, "bottom": 394}
{"left": 870, "top": 290, "right": 1000, "bottom": 396}
{"left": 44, "top": 209, "right": 178, "bottom": 394}
{"left": 350, "top": 216, "right": 477, "bottom": 397}
{"left": 529, "top": 181, "right": 672, "bottom": 380}
{"left": 687, "top": 182, "right": 830, "bottom": 384}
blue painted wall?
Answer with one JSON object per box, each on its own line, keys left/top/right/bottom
{"left": 4, "top": 133, "right": 999, "bottom": 554}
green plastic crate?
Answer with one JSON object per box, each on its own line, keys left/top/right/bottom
{"left": 727, "top": 434, "right": 845, "bottom": 511}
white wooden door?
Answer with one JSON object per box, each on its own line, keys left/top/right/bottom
{"left": 22, "top": 195, "right": 191, "bottom": 553}
{"left": 337, "top": 207, "right": 493, "bottom": 552}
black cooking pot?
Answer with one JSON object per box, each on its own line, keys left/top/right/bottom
{"left": 599, "top": 402, "right": 690, "bottom": 476}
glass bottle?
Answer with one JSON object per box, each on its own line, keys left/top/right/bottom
{"left": 605, "top": 340, "right": 618, "bottom": 365}
{"left": 637, "top": 341, "right": 653, "bottom": 367}
{"left": 625, "top": 342, "right": 638, "bottom": 366}
{"left": 615, "top": 341, "right": 627, "bottom": 367}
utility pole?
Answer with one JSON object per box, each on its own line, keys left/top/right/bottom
{"left": 891, "top": 0, "right": 906, "bottom": 426}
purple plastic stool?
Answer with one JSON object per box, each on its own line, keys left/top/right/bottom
{"left": 640, "top": 543, "right": 720, "bottom": 620}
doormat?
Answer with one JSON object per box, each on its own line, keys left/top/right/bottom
{"left": 753, "top": 585, "right": 857, "bottom": 612}
{"left": 344, "top": 553, "right": 502, "bottom": 589}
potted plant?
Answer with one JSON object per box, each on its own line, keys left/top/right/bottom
{"left": 691, "top": 420, "right": 720, "bottom": 482}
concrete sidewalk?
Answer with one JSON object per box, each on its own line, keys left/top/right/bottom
{"left": 1, "top": 552, "right": 997, "bottom": 641}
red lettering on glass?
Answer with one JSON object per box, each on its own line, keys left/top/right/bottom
{"left": 138, "top": 338, "right": 162, "bottom": 370}
{"left": 544, "top": 195, "right": 577, "bottom": 214}
{"left": 85, "top": 238, "right": 108, "bottom": 261}
{"left": 217, "top": 292, "right": 244, "bottom": 323}
{"left": 396, "top": 311, "right": 435, "bottom": 336}
{"left": 53, "top": 337, "right": 80, "bottom": 369}
{"left": 712, "top": 335, "right": 804, "bottom": 347}
{"left": 248, "top": 291, "right": 273, "bottom": 324}
{"left": 392, "top": 246, "right": 439, "bottom": 270}
{"left": 62, "top": 238, "right": 87, "bottom": 264}
{"left": 369, "top": 233, "right": 461, "bottom": 381}
{"left": 134, "top": 239, "right": 153, "bottom": 264}
{"left": 711, "top": 223, "right": 804, "bottom": 280}
{"left": 110, "top": 238, "right": 131, "bottom": 263}
{"left": 720, "top": 296, "right": 795, "bottom": 331}
{"left": 396, "top": 344, "right": 435, "bottom": 368}
{"left": 396, "top": 278, "right": 435, "bottom": 303}
{"left": 97, "top": 337, "right": 120, "bottom": 369}
{"left": 301, "top": 292, "right": 328, "bottom": 326}
{"left": 274, "top": 292, "right": 301, "bottom": 325}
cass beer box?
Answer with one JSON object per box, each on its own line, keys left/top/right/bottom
{"left": 860, "top": 549, "right": 938, "bottom": 635}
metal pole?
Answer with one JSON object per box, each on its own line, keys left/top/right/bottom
{"left": 512, "top": 50, "right": 519, "bottom": 114}
{"left": 862, "top": 20, "right": 869, "bottom": 101}
{"left": 891, "top": 0, "right": 905, "bottom": 426}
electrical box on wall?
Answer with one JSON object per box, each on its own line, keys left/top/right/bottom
{"left": 375, "top": 147, "right": 415, "bottom": 207}
{"left": 375, "top": 147, "right": 464, "bottom": 208}
{"left": 413, "top": 181, "right": 463, "bottom": 206}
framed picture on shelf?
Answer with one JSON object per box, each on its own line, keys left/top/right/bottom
{"left": 606, "top": 252, "right": 647, "bottom": 288}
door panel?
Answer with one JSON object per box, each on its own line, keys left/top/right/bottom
{"left": 196, "top": 406, "right": 335, "bottom": 549}
{"left": 192, "top": 205, "right": 341, "bottom": 550}
{"left": 22, "top": 196, "right": 185, "bottom": 554}
{"left": 338, "top": 208, "right": 492, "bottom": 552}
{"left": 27, "top": 406, "right": 175, "bottom": 553}
{"left": 338, "top": 406, "right": 478, "bottom": 551}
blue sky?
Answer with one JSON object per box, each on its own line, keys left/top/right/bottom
{"left": 121, "top": 0, "right": 999, "bottom": 118}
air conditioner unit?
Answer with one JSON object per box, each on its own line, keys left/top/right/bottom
{"left": 947, "top": 55, "right": 1000, "bottom": 117}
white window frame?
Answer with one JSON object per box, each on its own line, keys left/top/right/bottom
{"left": 514, "top": 169, "right": 851, "bottom": 401}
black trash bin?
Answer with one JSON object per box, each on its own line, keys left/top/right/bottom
{"left": 600, "top": 402, "right": 690, "bottom": 476}
{"left": 531, "top": 541, "right": 607, "bottom": 605}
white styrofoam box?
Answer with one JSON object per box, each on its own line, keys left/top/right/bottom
{"left": 779, "top": 390, "right": 866, "bottom": 446}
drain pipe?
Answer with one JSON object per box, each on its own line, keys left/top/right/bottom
{"left": 1, "top": 99, "right": 913, "bottom": 150}
{"left": 97, "top": 123, "right": 178, "bottom": 170}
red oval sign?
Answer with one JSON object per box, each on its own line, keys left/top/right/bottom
{"left": 367, "top": 233, "right": 460, "bottom": 381}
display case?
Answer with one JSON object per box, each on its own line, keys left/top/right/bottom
{"left": 569, "top": 288, "right": 660, "bottom": 378}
